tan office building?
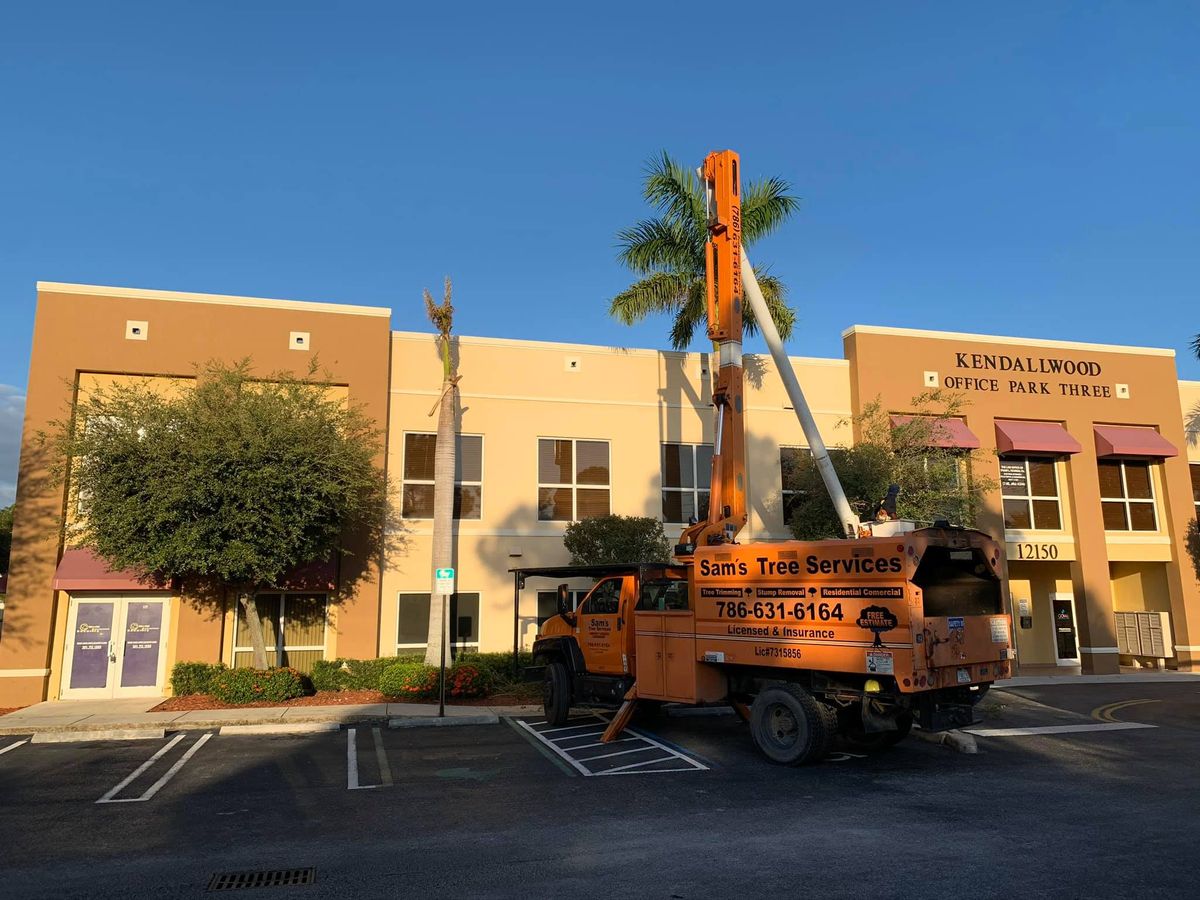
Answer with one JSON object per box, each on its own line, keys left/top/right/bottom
{"left": 2, "top": 282, "right": 1198, "bottom": 705}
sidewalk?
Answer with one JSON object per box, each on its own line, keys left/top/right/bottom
{"left": 997, "top": 671, "right": 1200, "bottom": 687}
{"left": 0, "top": 697, "right": 541, "bottom": 738}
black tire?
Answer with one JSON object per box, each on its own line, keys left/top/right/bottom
{"left": 543, "top": 661, "right": 572, "bottom": 726}
{"left": 844, "top": 710, "right": 913, "bottom": 751}
{"left": 749, "top": 683, "right": 832, "bottom": 765}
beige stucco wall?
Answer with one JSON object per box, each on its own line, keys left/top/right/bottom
{"left": 381, "top": 333, "right": 852, "bottom": 656}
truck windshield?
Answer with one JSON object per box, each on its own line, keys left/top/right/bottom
{"left": 637, "top": 580, "right": 689, "bottom": 611}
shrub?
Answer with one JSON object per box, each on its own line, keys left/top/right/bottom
{"left": 210, "top": 667, "right": 306, "bottom": 705}
{"left": 170, "top": 661, "right": 226, "bottom": 696}
{"left": 447, "top": 664, "right": 489, "bottom": 698}
{"left": 379, "top": 662, "right": 440, "bottom": 700}
{"left": 563, "top": 514, "right": 671, "bottom": 565}
{"left": 310, "top": 655, "right": 423, "bottom": 692}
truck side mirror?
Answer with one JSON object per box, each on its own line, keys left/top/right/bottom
{"left": 556, "top": 584, "right": 574, "bottom": 620}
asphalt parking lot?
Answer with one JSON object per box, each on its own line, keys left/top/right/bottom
{"left": 1, "top": 682, "right": 1197, "bottom": 899}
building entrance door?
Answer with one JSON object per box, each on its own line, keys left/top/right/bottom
{"left": 1050, "top": 593, "right": 1080, "bottom": 666}
{"left": 61, "top": 596, "right": 171, "bottom": 699}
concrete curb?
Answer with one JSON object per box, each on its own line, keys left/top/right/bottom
{"left": 219, "top": 723, "right": 342, "bottom": 736}
{"left": 389, "top": 713, "right": 498, "bottom": 728}
{"left": 30, "top": 728, "right": 166, "bottom": 744}
{"left": 912, "top": 728, "right": 978, "bottom": 754}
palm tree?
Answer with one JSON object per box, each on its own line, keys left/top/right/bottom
{"left": 610, "top": 151, "right": 800, "bottom": 349}
{"left": 1188, "top": 334, "right": 1200, "bottom": 446}
{"left": 424, "top": 278, "right": 457, "bottom": 667}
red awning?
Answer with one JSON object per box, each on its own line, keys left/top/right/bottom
{"left": 52, "top": 548, "right": 169, "bottom": 592}
{"left": 890, "top": 415, "right": 981, "bottom": 450}
{"left": 52, "top": 550, "right": 338, "bottom": 593}
{"left": 276, "top": 558, "right": 338, "bottom": 592}
{"left": 1093, "top": 425, "right": 1178, "bottom": 459}
{"left": 994, "top": 420, "right": 1082, "bottom": 455}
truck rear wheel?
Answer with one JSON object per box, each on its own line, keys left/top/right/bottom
{"left": 543, "top": 661, "right": 572, "bottom": 726}
{"left": 749, "top": 684, "right": 831, "bottom": 765}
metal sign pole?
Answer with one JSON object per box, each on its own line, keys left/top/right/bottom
{"left": 438, "top": 591, "right": 447, "bottom": 718}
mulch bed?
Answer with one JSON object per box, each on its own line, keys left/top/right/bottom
{"left": 0, "top": 707, "right": 26, "bottom": 717}
{"left": 151, "top": 689, "right": 539, "bottom": 713}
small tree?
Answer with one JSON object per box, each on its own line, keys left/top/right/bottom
{"left": 563, "top": 515, "right": 672, "bottom": 566}
{"left": 1186, "top": 519, "right": 1200, "bottom": 584}
{"left": 423, "top": 277, "right": 459, "bottom": 666}
{"left": 0, "top": 504, "right": 12, "bottom": 575}
{"left": 44, "top": 360, "right": 389, "bottom": 669}
{"left": 786, "top": 391, "right": 997, "bottom": 540}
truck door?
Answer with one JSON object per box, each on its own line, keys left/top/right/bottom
{"left": 576, "top": 577, "right": 628, "bottom": 675}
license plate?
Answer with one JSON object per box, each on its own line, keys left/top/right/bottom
{"left": 957, "top": 668, "right": 971, "bottom": 684}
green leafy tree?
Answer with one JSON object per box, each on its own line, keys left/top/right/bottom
{"left": 609, "top": 151, "right": 800, "bottom": 349}
{"left": 563, "top": 515, "right": 672, "bottom": 566}
{"left": 423, "top": 277, "right": 458, "bottom": 667}
{"left": 0, "top": 503, "right": 12, "bottom": 576}
{"left": 44, "top": 360, "right": 390, "bottom": 668}
{"left": 785, "top": 391, "right": 998, "bottom": 540}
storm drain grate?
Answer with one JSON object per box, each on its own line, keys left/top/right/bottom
{"left": 207, "top": 868, "right": 316, "bottom": 891}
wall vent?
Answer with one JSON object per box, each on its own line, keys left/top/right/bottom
{"left": 125, "top": 320, "right": 149, "bottom": 341}
{"left": 564, "top": 356, "right": 580, "bottom": 372}
{"left": 289, "top": 331, "right": 310, "bottom": 351}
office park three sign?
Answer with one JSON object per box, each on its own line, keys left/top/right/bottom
{"left": 940, "top": 351, "right": 1116, "bottom": 398}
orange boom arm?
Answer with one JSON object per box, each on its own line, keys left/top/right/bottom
{"left": 677, "top": 150, "right": 747, "bottom": 555}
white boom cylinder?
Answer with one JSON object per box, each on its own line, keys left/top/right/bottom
{"left": 740, "top": 247, "right": 860, "bottom": 537}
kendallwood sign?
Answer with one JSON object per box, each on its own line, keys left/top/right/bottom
{"left": 940, "top": 352, "right": 1113, "bottom": 398}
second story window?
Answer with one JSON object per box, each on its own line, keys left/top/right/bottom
{"left": 538, "top": 438, "right": 610, "bottom": 521}
{"left": 402, "top": 433, "right": 483, "bottom": 520}
{"left": 1099, "top": 459, "right": 1157, "bottom": 532}
{"left": 779, "top": 447, "right": 811, "bottom": 527}
{"left": 1000, "top": 456, "right": 1061, "bottom": 530}
{"left": 661, "top": 443, "right": 712, "bottom": 523}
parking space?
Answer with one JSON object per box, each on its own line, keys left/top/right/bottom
{"left": 513, "top": 713, "right": 709, "bottom": 776}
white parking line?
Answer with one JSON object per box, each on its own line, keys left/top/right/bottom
{"left": 964, "top": 722, "right": 1155, "bottom": 737}
{"left": 515, "top": 714, "right": 708, "bottom": 777}
{"left": 0, "top": 739, "right": 29, "bottom": 757}
{"left": 347, "top": 727, "right": 392, "bottom": 790}
{"left": 96, "top": 732, "right": 212, "bottom": 803}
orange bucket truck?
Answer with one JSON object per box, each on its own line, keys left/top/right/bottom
{"left": 516, "top": 150, "right": 1013, "bottom": 765}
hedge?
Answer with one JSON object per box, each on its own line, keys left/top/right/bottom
{"left": 378, "top": 662, "right": 489, "bottom": 700}
{"left": 210, "top": 667, "right": 306, "bottom": 705}
{"left": 170, "top": 661, "right": 227, "bottom": 696}
{"left": 309, "top": 655, "right": 422, "bottom": 692}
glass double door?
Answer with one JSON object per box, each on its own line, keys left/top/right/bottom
{"left": 61, "top": 596, "right": 171, "bottom": 699}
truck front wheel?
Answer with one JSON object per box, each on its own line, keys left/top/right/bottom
{"left": 749, "top": 684, "right": 831, "bottom": 765}
{"left": 543, "top": 661, "right": 572, "bottom": 726}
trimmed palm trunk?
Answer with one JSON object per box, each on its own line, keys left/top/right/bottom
{"left": 424, "top": 279, "right": 457, "bottom": 667}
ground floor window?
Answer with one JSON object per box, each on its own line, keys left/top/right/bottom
{"left": 233, "top": 593, "right": 327, "bottom": 673}
{"left": 396, "top": 592, "right": 480, "bottom": 653}
{"left": 535, "top": 589, "right": 586, "bottom": 626}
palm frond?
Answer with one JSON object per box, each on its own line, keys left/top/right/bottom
{"left": 616, "top": 217, "right": 704, "bottom": 275}
{"left": 1191, "top": 333, "right": 1200, "bottom": 361}
{"left": 741, "top": 176, "right": 800, "bottom": 243}
{"left": 669, "top": 279, "right": 709, "bottom": 350}
{"left": 1187, "top": 400, "right": 1200, "bottom": 447}
{"left": 643, "top": 151, "right": 705, "bottom": 232}
{"left": 608, "top": 272, "right": 696, "bottom": 326}
{"left": 741, "top": 269, "right": 797, "bottom": 343}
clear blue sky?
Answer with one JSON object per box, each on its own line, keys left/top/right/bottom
{"left": 2, "top": 2, "right": 1199, "bottom": 501}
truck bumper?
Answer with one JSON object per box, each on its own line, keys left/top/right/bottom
{"left": 913, "top": 689, "right": 986, "bottom": 732}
